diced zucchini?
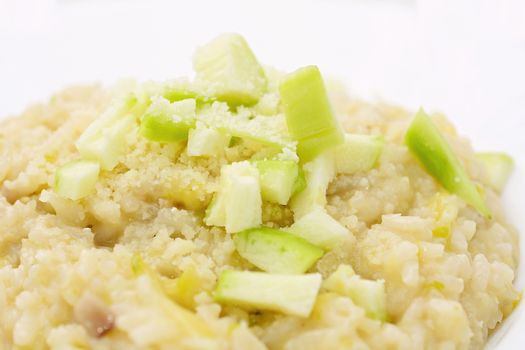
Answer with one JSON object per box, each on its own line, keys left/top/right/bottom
{"left": 225, "top": 171, "right": 262, "bottom": 233}
{"left": 204, "top": 193, "right": 226, "bottom": 227}
{"left": 290, "top": 152, "right": 335, "bottom": 218}
{"left": 255, "top": 160, "right": 299, "bottom": 205}
{"left": 193, "top": 33, "right": 267, "bottom": 106}
{"left": 204, "top": 162, "right": 262, "bottom": 233}
{"left": 405, "top": 109, "right": 490, "bottom": 218}
{"left": 140, "top": 97, "right": 196, "bottom": 143}
{"left": 76, "top": 91, "right": 151, "bottom": 170}
{"left": 214, "top": 270, "right": 322, "bottom": 317}
{"left": 187, "top": 124, "right": 231, "bottom": 157}
{"left": 279, "top": 66, "right": 344, "bottom": 162}
{"left": 476, "top": 152, "right": 514, "bottom": 192}
{"left": 324, "top": 265, "right": 387, "bottom": 321}
{"left": 286, "top": 206, "right": 349, "bottom": 250}
{"left": 171, "top": 266, "right": 203, "bottom": 310}
{"left": 197, "top": 102, "right": 294, "bottom": 150}
{"left": 233, "top": 227, "right": 323, "bottom": 274}
{"left": 161, "top": 78, "right": 213, "bottom": 104}
{"left": 54, "top": 160, "right": 100, "bottom": 200}
{"left": 291, "top": 167, "right": 307, "bottom": 196}
{"left": 334, "top": 134, "right": 384, "bottom": 174}
{"left": 80, "top": 116, "right": 136, "bottom": 170}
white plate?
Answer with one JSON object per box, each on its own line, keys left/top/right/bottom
{"left": 1, "top": 0, "right": 524, "bottom": 348}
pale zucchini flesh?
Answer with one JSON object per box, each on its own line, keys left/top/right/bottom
{"left": 214, "top": 270, "right": 322, "bottom": 317}
{"left": 233, "top": 227, "right": 323, "bottom": 274}
{"left": 476, "top": 152, "right": 514, "bottom": 193}
{"left": 405, "top": 109, "right": 490, "bottom": 218}
{"left": 54, "top": 160, "right": 100, "bottom": 200}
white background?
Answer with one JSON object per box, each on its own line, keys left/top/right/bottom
{"left": 0, "top": 0, "right": 524, "bottom": 348}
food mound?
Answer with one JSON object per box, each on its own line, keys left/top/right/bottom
{"left": 0, "top": 34, "right": 519, "bottom": 350}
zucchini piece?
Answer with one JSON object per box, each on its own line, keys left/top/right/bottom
{"left": 405, "top": 109, "right": 490, "bottom": 218}
{"left": 76, "top": 93, "right": 148, "bottom": 170}
{"left": 204, "top": 162, "right": 262, "bottom": 233}
{"left": 139, "top": 97, "right": 196, "bottom": 143}
{"left": 214, "top": 270, "right": 322, "bottom": 317}
{"left": 225, "top": 170, "right": 262, "bottom": 233}
{"left": 290, "top": 152, "right": 335, "bottom": 218}
{"left": 171, "top": 266, "right": 203, "bottom": 310}
{"left": 197, "top": 102, "right": 294, "bottom": 150}
{"left": 476, "top": 152, "right": 514, "bottom": 192}
{"left": 334, "top": 134, "right": 384, "bottom": 174}
{"left": 161, "top": 78, "right": 212, "bottom": 104}
{"left": 54, "top": 160, "right": 100, "bottom": 200}
{"left": 233, "top": 227, "right": 323, "bottom": 274}
{"left": 204, "top": 193, "right": 226, "bottom": 227}
{"left": 291, "top": 167, "right": 307, "bottom": 196}
{"left": 193, "top": 33, "right": 267, "bottom": 106}
{"left": 324, "top": 265, "right": 387, "bottom": 321}
{"left": 255, "top": 160, "right": 300, "bottom": 205}
{"left": 187, "top": 124, "right": 231, "bottom": 157}
{"left": 279, "top": 66, "right": 344, "bottom": 162}
{"left": 286, "top": 206, "right": 349, "bottom": 250}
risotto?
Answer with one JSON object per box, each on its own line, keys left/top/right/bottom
{"left": 0, "top": 34, "right": 519, "bottom": 350}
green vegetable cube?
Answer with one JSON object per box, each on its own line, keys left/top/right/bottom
{"left": 233, "top": 227, "right": 323, "bottom": 274}
{"left": 204, "top": 193, "right": 226, "bottom": 227}
{"left": 405, "top": 109, "right": 490, "bottom": 218}
{"left": 279, "top": 66, "right": 344, "bottom": 162}
{"left": 204, "top": 161, "right": 262, "bottom": 233}
{"left": 286, "top": 205, "right": 349, "bottom": 250}
{"left": 140, "top": 97, "right": 196, "bottom": 143}
{"left": 291, "top": 167, "right": 307, "bottom": 196}
{"left": 214, "top": 270, "right": 322, "bottom": 317}
{"left": 193, "top": 33, "right": 267, "bottom": 106}
{"left": 334, "top": 134, "right": 384, "bottom": 174}
{"left": 290, "top": 152, "right": 335, "bottom": 218}
{"left": 76, "top": 95, "right": 142, "bottom": 170}
{"left": 324, "top": 265, "right": 387, "bottom": 321}
{"left": 476, "top": 152, "right": 514, "bottom": 192}
{"left": 54, "top": 160, "right": 100, "bottom": 200}
{"left": 255, "top": 160, "right": 300, "bottom": 205}
{"left": 187, "top": 124, "right": 231, "bottom": 157}
{"left": 224, "top": 170, "right": 262, "bottom": 233}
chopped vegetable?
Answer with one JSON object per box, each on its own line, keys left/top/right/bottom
{"left": 324, "top": 265, "right": 387, "bottom": 321}
{"left": 76, "top": 94, "right": 146, "bottom": 170}
{"left": 334, "top": 134, "right": 384, "bottom": 174}
{"left": 233, "top": 227, "right": 323, "bottom": 274}
{"left": 405, "top": 109, "right": 490, "bottom": 218}
{"left": 193, "top": 33, "right": 267, "bottom": 106}
{"left": 197, "top": 102, "right": 294, "bottom": 149}
{"left": 204, "top": 193, "right": 226, "bottom": 227}
{"left": 187, "top": 124, "right": 231, "bottom": 157}
{"left": 290, "top": 152, "right": 335, "bottom": 218}
{"left": 225, "top": 171, "right": 261, "bottom": 233}
{"left": 214, "top": 270, "right": 322, "bottom": 317}
{"left": 161, "top": 78, "right": 212, "bottom": 104}
{"left": 286, "top": 205, "right": 349, "bottom": 250}
{"left": 170, "top": 266, "right": 203, "bottom": 310}
{"left": 476, "top": 152, "right": 514, "bottom": 192}
{"left": 204, "top": 162, "right": 262, "bottom": 233}
{"left": 291, "top": 167, "right": 307, "bottom": 196}
{"left": 255, "top": 160, "right": 300, "bottom": 205}
{"left": 140, "top": 97, "right": 196, "bottom": 143}
{"left": 54, "top": 160, "right": 100, "bottom": 200}
{"left": 279, "top": 66, "right": 344, "bottom": 162}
